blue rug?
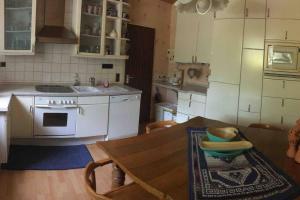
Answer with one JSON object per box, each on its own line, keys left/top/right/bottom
{"left": 1, "top": 145, "right": 93, "bottom": 170}
{"left": 188, "top": 128, "right": 300, "bottom": 200}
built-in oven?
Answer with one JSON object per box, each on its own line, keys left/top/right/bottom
{"left": 34, "top": 97, "right": 78, "bottom": 137}
{"left": 265, "top": 42, "right": 300, "bottom": 74}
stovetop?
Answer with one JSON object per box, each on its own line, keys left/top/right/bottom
{"left": 35, "top": 85, "right": 74, "bottom": 93}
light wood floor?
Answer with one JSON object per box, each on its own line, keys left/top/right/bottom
{"left": 0, "top": 144, "right": 131, "bottom": 200}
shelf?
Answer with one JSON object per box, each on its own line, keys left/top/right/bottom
{"left": 82, "top": 12, "right": 102, "bottom": 17}
{"left": 81, "top": 34, "right": 101, "bottom": 38}
{"left": 107, "top": 0, "right": 121, "bottom": 5}
{"left": 106, "top": 16, "right": 120, "bottom": 20}
{"left": 5, "top": 7, "right": 31, "bottom": 10}
{"left": 5, "top": 30, "right": 31, "bottom": 33}
{"left": 122, "top": 18, "right": 130, "bottom": 22}
{"left": 106, "top": 36, "right": 117, "bottom": 40}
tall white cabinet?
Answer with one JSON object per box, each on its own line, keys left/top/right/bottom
{"left": 0, "top": 0, "right": 37, "bottom": 55}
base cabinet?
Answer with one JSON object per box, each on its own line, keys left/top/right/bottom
{"left": 76, "top": 104, "right": 109, "bottom": 137}
{"left": 11, "top": 96, "right": 33, "bottom": 138}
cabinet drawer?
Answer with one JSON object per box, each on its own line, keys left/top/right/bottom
{"left": 78, "top": 96, "right": 109, "bottom": 104}
{"left": 190, "top": 101, "right": 205, "bottom": 117}
{"left": 178, "top": 92, "right": 191, "bottom": 100}
{"left": 177, "top": 99, "right": 191, "bottom": 114}
{"left": 191, "top": 94, "right": 206, "bottom": 103}
{"left": 263, "top": 79, "right": 285, "bottom": 97}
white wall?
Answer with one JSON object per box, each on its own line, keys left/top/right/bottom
{"left": 0, "top": 43, "right": 125, "bottom": 84}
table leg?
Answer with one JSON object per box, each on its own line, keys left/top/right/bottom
{"left": 112, "top": 163, "right": 125, "bottom": 189}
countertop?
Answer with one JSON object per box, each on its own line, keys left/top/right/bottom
{"left": 153, "top": 80, "right": 208, "bottom": 95}
{"left": 0, "top": 83, "right": 142, "bottom": 112}
{"left": 0, "top": 83, "right": 142, "bottom": 97}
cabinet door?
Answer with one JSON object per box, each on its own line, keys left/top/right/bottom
{"left": 267, "top": 0, "right": 300, "bottom": 19}
{"left": 238, "top": 111, "right": 260, "bottom": 127}
{"left": 285, "top": 21, "right": 300, "bottom": 42}
{"left": 174, "top": 12, "right": 198, "bottom": 63}
{"left": 77, "top": 104, "right": 108, "bottom": 137}
{"left": 285, "top": 81, "right": 300, "bottom": 99}
{"left": 266, "top": 19, "right": 287, "bottom": 41}
{"left": 176, "top": 112, "right": 189, "bottom": 123}
{"left": 0, "top": 0, "right": 36, "bottom": 54}
{"left": 283, "top": 99, "right": 300, "bottom": 128}
{"left": 11, "top": 96, "right": 33, "bottom": 138}
{"left": 245, "top": 0, "right": 266, "bottom": 19}
{"left": 190, "top": 101, "right": 206, "bottom": 117}
{"left": 263, "top": 79, "right": 285, "bottom": 98}
{"left": 215, "top": 0, "right": 246, "bottom": 19}
{"left": 177, "top": 99, "right": 191, "bottom": 115}
{"left": 239, "top": 49, "right": 263, "bottom": 113}
{"left": 210, "top": 19, "right": 244, "bottom": 84}
{"left": 206, "top": 82, "right": 239, "bottom": 124}
{"left": 261, "top": 97, "right": 283, "bottom": 127}
{"left": 243, "top": 19, "right": 265, "bottom": 49}
{"left": 195, "top": 13, "right": 214, "bottom": 63}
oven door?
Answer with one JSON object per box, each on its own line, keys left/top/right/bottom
{"left": 267, "top": 45, "right": 299, "bottom": 71}
{"left": 34, "top": 105, "right": 77, "bottom": 136}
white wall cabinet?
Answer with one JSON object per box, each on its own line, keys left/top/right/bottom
{"left": 244, "top": 19, "right": 265, "bottom": 49}
{"left": 11, "top": 96, "right": 34, "bottom": 138}
{"left": 263, "top": 79, "right": 300, "bottom": 99}
{"left": 215, "top": 0, "right": 245, "bottom": 19}
{"left": 245, "top": 0, "right": 266, "bottom": 19}
{"left": 210, "top": 19, "right": 244, "bottom": 84}
{"left": 175, "top": 12, "right": 213, "bottom": 63}
{"left": 266, "top": 19, "right": 300, "bottom": 42}
{"left": 76, "top": 96, "right": 109, "bottom": 138}
{"left": 239, "top": 49, "right": 263, "bottom": 113}
{"left": 206, "top": 82, "right": 239, "bottom": 124}
{"left": 0, "top": 0, "right": 37, "bottom": 55}
{"left": 266, "top": 0, "right": 300, "bottom": 19}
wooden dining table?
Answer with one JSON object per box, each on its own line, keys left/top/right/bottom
{"left": 97, "top": 117, "right": 300, "bottom": 200}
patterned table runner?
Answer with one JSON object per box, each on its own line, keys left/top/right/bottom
{"left": 188, "top": 128, "right": 300, "bottom": 200}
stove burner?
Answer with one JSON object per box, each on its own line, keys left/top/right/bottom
{"left": 35, "top": 85, "right": 74, "bottom": 93}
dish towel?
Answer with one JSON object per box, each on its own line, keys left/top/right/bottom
{"left": 187, "top": 128, "right": 300, "bottom": 200}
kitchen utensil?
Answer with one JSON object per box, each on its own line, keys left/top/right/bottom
{"left": 109, "top": 29, "right": 117, "bottom": 38}
{"left": 207, "top": 127, "right": 238, "bottom": 142}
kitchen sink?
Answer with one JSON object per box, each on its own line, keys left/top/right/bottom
{"left": 72, "top": 86, "right": 101, "bottom": 93}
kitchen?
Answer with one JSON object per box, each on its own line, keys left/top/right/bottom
{"left": 1, "top": 0, "right": 300, "bottom": 199}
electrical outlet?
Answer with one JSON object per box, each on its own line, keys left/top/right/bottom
{"left": 167, "top": 49, "right": 175, "bottom": 63}
{"left": 0, "top": 62, "right": 6, "bottom": 67}
{"left": 102, "top": 64, "right": 113, "bottom": 69}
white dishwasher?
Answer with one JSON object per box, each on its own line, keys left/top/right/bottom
{"left": 107, "top": 94, "right": 141, "bottom": 140}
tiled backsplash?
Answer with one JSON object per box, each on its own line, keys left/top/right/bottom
{"left": 0, "top": 44, "right": 125, "bottom": 85}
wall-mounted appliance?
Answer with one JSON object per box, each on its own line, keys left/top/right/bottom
{"left": 264, "top": 42, "right": 300, "bottom": 75}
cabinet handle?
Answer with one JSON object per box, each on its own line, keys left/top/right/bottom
{"left": 283, "top": 80, "right": 286, "bottom": 89}
{"left": 281, "top": 116, "right": 284, "bottom": 124}
{"left": 245, "top": 8, "right": 249, "bottom": 17}
{"left": 282, "top": 99, "right": 285, "bottom": 107}
{"left": 189, "top": 101, "right": 191, "bottom": 107}
{"left": 285, "top": 31, "right": 288, "bottom": 40}
{"left": 267, "top": 8, "right": 270, "bottom": 18}
{"left": 78, "top": 106, "right": 82, "bottom": 114}
{"left": 248, "top": 104, "right": 251, "bottom": 112}
{"left": 214, "top": 11, "right": 216, "bottom": 18}
{"left": 195, "top": 56, "right": 197, "bottom": 63}
{"left": 29, "top": 106, "right": 33, "bottom": 113}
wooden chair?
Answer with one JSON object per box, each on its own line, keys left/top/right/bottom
{"left": 145, "top": 120, "right": 177, "bottom": 134}
{"left": 248, "top": 123, "right": 283, "bottom": 131}
{"left": 85, "top": 159, "right": 157, "bottom": 200}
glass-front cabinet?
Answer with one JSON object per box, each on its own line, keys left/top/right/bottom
{"left": 75, "top": 0, "right": 130, "bottom": 59}
{"left": 0, "top": 0, "right": 36, "bottom": 54}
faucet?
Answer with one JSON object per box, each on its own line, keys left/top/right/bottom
{"left": 74, "top": 73, "right": 80, "bottom": 86}
{"left": 89, "top": 77, "right": 96, "bottom": 87}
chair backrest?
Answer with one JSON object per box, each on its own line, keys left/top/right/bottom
{"left": 145, "top": 120, "right": 177, "bottom": 134}
{"left": 248, "top": 123, "right": 283, "bottom": 131}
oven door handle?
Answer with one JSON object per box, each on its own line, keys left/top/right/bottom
{"left": 35, "top": 105, "right": 78, "bottom": 109}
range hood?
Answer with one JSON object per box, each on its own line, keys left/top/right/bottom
{"left": 36, "top": 0, "right": 77, "bottom": 44}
